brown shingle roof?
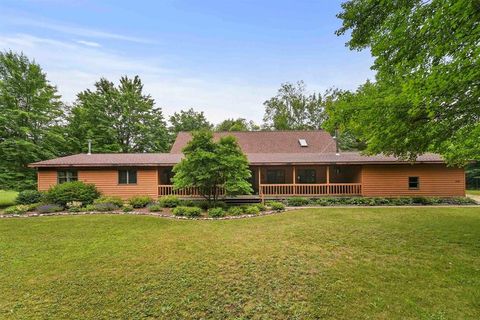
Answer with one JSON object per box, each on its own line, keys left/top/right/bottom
{"left": 29, "top": 153, "right": 182, "bottom": 168}
{"left": 170, "top": 130, "right": 337, "bottom": 154}
{"left": 29, "top": 151, "right": 444, "bottom": 167}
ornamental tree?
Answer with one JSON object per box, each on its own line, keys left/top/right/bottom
{"left": 172, "top": 130, "right": 252, "bottom": 205}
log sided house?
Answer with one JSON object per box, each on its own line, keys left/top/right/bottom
{"left": 29, "top": 131, "right": 465, "bottom": 199}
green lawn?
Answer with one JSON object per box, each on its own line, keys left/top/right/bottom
{"left": 1, "top": 208, "right": 479, "bottom": 319}
{"left": 467, "top": 190, "right": 480, "bottom": 196}
{"left": 0, "top": 190, "right": 17, "bottom": 209}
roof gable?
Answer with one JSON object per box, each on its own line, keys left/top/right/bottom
{"left": 170, "top": 130, "right": 336, "bottom": 154}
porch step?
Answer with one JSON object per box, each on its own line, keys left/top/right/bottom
{"left": 223, "top": 197, "right": 261, "bottom": 205}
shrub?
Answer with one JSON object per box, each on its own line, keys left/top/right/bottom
{"left": 269, "top": 201, "right": 285, "bottom": 212}
{"left": 94, "top": 196, "right": 124, "bottom": 207}
{"left": 158, "top": 195, "right": 181, "bottom": 208}
{"left": 255, "top": 203, "right": 267, "bottom": 211}
{"left": 88, "top": 202, "right": 119, "bottom": 212}
{"left": 46, "top": 181, "right": 100, "bottom": 206}
{"left": 122, "top": 204, "right": 134, "bottom": 212}
{"left": 37, "top": 204, "right": 63, "bottom": 214}
{"left": 227, "top": 206, "right": 244, "bottom": 216}
{"left": 3, "top": 205, "right": 30, "bottom": 215}
{"left": 444, "top": 197, "right": 477, "bottom": 205}
{"left": 172, "top": 206, "right": 202, "bottom": 217}
{"left": 148, "top": 203, "right": 163, "bottom": 212}
{"left": 286, "top": 197, "right": 310, "bottom": 206}
{"left": 208, "top": 207, "right": 226, "bottom": 218}
{"left": 244, "top": 205, "right": 260, "bottom": 215}
{"left": 16, "top": 190, "right": 43, "bottom": 204}
{"left": 128, "top": 195, "right": 153, "bottom": 208}
{"left": 68, "top": 206, "right": 82, "bottom": 213}
{"left": 179, "top": 199, "right": 196, "bottom": 207}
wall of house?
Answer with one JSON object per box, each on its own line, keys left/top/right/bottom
{"left": 37, "top": 167, "right": 159, "bottom": 199}
{"left": 361, "top": 164, "right": 465, "bottom": 197}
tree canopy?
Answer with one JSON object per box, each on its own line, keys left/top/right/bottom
{"left": 0, "top": 51, "right": 66, "bottom": 190}
{"left": 67, "top": 76, "right": 169, "bottom": 153}
{"left": 169, "top": 108, "right": 213, "bottom": 134}
{"left": 333, "top": 0, "right": 480, "bottom": 164}
{"left": 172, "top": 131, "right": 252, "bottom": 204}
{"left": 215, "top": 118, "right": 259, "bottom": 131}
{"left": 263, "top": 81, "right": 339, "bottom": 131}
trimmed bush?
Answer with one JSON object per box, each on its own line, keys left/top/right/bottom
{"left": 227, "top": 206, "right": 244, "bottom": 216}
{"left": 37, "top": 204, "right": 63, "bottom": 214}
{"left": 269, "top": 201, "right": 285, "bottom": 212}
{"left": 3, "top": 205, "right": 30, "bottom": 215}
{"left": 286, "top": 197, "right": 310, "bottom": 206}
{"left": 46, "top": 181, "right": 100, "bottom": 206}
{"left": 86, "top": 202, "right": 118, "bottom": 212}
{"left": 67, "top": 206, "right": 82, "bottom": 213}
{"left": 255, "top": 203, "right": 267, "bottom": 211}
{"left": 16, "top": 190, "right": 43, "bottom": 204}
{"left": 128, "top": 195, "right": 153, "bottom": 208}
{"left": 94, "top": 196, "right": 123, "bottom": 207}
{"left": 172, "top": 206, "right": 202, "bottom": 217}
{"left": 244, "top": 205, "right": 260, "bottom": 215}
{"left": 158, "top": 195, "right": 181, "bottom": 208}
{"left": 148, "top": 203, "right": 163, "bottom": 212}
{"left": 122, "top": 204, "right": 134, "bottom": 212}
{"left": 208, "top": 207, "right": 226, "bottom": 218}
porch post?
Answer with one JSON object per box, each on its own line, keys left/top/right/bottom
{"left": 292, "top": 165, "right": 296, "bottom": 195}
{"left": 326, "top": 166, "right": 330, "bottom": 195}
{"left": 258, "top": 167, "right": 264, "bottom": 203}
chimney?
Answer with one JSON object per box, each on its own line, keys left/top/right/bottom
{"left": 87, "top": 139, "right": 92, "bottom": 155}
{"left": 334, "top": 129, "right": 340, "bottom": 156}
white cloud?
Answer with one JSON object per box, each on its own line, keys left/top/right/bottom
{"left": 1, "top": 15, "right": 156, "bottom": 44}
{"left": 76, "top": 40, "right": 101, "bottom": 47}
{"left": 0, "top": 33, "right": 271, "bottom": 123}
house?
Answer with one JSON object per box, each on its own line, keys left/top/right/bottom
{"left": 29, "top": 130, "right": 465, "bottom": 199}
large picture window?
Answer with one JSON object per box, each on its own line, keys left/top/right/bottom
{"left": 266, "top": 169, "right": 285, "bottom": 184}
{"left": 297, "top": 169, "right": 316, "bottom": 183}
{"left": 57, "top": 170, "right": 78, "bottom": 184}
{"left": 408, "top": 176, "right": 419, "bottom": 189}
{"left": 118, "top": 169, "right": 137, "bottom": 184}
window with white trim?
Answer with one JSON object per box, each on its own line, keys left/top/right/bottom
{"left": 118, "top": 169, "right": 137, "bottom": 184}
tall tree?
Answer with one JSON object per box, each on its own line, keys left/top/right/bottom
{"left": 67, "top": 76, "right": 169, "bottom": 153}
{"left": 0, "top": 51, "right": 66, "bottom": 190}
{"left": 334, "top": 0, "right": 480, "bottom": 164}
{"left": 169, "top": 108, "right": 213, "bottom": 134}
{"left": 172, "top": 131, "right": 252, "bottom": 205}
{"left": 215, "top": 118, "right": 259, "bottom": 131}
{"left": 263, "top": 81, "right": 336, "bottom": 130}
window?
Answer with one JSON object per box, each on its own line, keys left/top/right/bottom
{"left": 161, "top": 168, "right": 174, "bottom": 185}
{"left": 118, "top": 169, "right": 137, "bottom": 184}
{"left": 298, "top": 169, "right": 316, "bottom": 183}
{"left": 57, "top": 170, "right": 78, "bottom": 184}
{"left": 408, "top": 176, "right": 419, "bottom": 189}
{"left": 266, "top": 169, "right": 285, "bottom": 184}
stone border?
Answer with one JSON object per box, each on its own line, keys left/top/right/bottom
{"left": 1, "top": 204, "right": 478, "bottom": 220}
{"left": 0, "top": 209, "right": 284, "bottom": 220}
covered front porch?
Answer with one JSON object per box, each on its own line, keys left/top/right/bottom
{"left": 252, "top": 165, "right": 362, "bottom": 197}
{"left": 157, "top": 165, "right": 362, "bottom": 198}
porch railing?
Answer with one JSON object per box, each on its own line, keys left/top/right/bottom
{"left": 260, "top": 183, "right": 362, "bottom": 196}
{"left": 159, "top": 183, "right": 362, "bottom": 197}
{"left": 158, "top": 185, "right": 224, "bottom": 197}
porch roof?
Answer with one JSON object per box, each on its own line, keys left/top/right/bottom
{"left": 29, "top": 152, "right": 444, "bottom": 168}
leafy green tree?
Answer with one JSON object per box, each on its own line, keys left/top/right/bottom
{"left": 263, "top": 81, "right": 337, "bottom": 130}
{"left": 169, "top": 108, "right": 213, "bottom": 134}
{"left": 215, "top": 118, "right": 259, "bottom": 131}
{"left": 0, "top": 51, "right": 66, "bottom": 190}
{"left": 334, "top": 0, "right": 480, "bottom": 164}
{"left": 172, "top": 131, "right": 252, "bottom": 205}
{"left": 67, "top": 76, "right": 169, "bottom": 153}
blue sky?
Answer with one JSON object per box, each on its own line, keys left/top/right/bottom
{"left": 0, "top": 0, "right": 374, "bottom": 123}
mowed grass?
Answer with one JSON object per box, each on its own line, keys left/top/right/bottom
{"left": 467, "top": 189, "right": 480, "bottom": 195}
{"left": 1, "top": 208, "right": 480, "bottom": 319}
{"left": 0, "top": 190, "right": 17, "bottom": 209}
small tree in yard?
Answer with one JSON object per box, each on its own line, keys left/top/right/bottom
{"left": 172, "top": 131, "right": 252, "bottom": 206}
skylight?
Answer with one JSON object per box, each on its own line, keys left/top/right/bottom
{"left": 298, "top": 139, "right": 308, "bottom": 147}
